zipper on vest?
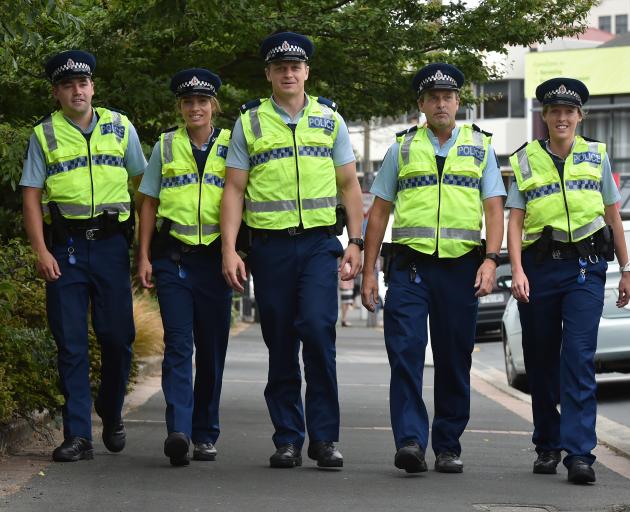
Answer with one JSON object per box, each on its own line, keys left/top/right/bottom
{"left": 434, "top": 155, "right": 447, "bottom": 256}
{"left": 559, "top": 173, "right": 571, "bottom": 241}
{"left": 197, "top": 173, "right": 203, "bottom": 245}
{"left": 289, "top": 124, "right": 303, "bottom": 226}
{"left": 86, "top": 135, "right": 95, "bottom": 218}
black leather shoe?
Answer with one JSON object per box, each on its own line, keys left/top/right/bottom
{"left": 52, "top": 437, "right": 94, "bottom": 462}
{"left": 435, "top": 452, "right": 464, "bottom": 473}
{"left": 270, "top": 444, "right": 302, "bottom": 468}
{"left": 193, "top": 442, "right": 217, "bottom": 461}
{"left": 95, "top": 401, "right": 126, "bottom": 453}
{"left": 164, "top": 432, "right": 190, "bottom": 467}
{"left": 567, "top": 459, "right": 596, "bottom": 484}
{"left": 394, "top": 441, "right": 428, "bottom": 473}
{"left": 533, "top": 450, "right": 561, "bottom": 474}
{"left": 307, "top": 441, "right": 343, "bottom": 468}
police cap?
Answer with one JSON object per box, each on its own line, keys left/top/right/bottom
{"left": 170, "top": 68, "right": 222, "bottom": 98}
{"left": 45, "top": 50, "right": 95, "bottom": 84}
{"left": 412, "top": 62, "right": 464, "bottom": 98}
{"left": 260, "top": 32, "right": 314, "bottom": 63}
{"left": 535, "top": 77, "right": 589, "bottom": 107}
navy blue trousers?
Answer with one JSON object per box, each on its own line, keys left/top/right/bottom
{"left": 248, "top": 230, "right": 343, "bottom": 449}
{"left": 153, "top": 246, "right": 231, "bottom": 444}
{"left": 383, "top": 251, "right": 479, "bottom": 454}
{"left": 46, "top": 233, "right": 135, "bottom": 440}
{"left": 519, "top": 250, "right": 606, "bottom": 467}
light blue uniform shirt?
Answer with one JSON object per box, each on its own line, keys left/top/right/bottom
{"left": 370, "top": 126, "right": 507, "bottom": 202}
{"left": 505, "top": 142, "right": 621, "bottom": 209}
{"left": 225, "top": 95, "right": 355, "bottom": 170}
{"left": 139, "top": 129, "right": 218, "bottom": 199}
{"left": 20, "top": 109, "right": 147, "bottom": 188}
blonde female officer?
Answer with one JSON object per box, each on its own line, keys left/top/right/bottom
{"left": 137, "top": 68, "right": 232, "bottom": 466}
{"left": 507, "top": 77, "right": 630, "bottom": 484}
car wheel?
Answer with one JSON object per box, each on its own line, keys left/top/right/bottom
{"left": 502, "top": 325, "right": 528, "bottom": 393}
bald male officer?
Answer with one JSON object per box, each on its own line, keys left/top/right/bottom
{"left": 20, "top": 50, "right": 146, "bottom": 462}
{"left": 221, "top": 32, "right": 364, "bottom": 469}
{"left": 362, "top": 63, "right": 506, "bottom": 474}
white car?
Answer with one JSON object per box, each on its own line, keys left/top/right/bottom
{"left": 502, "top": 221, "right": 630, "bottom": 391}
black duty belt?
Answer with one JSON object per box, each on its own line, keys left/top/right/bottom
{"left": 251, "top": 225, "right": 335, "bottom": 238}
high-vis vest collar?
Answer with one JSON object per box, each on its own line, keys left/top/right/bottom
{"left": 510, "top": 137, "right": 606, "bottom": 248}
{"left": 34, "top": 107, "right": 131, "bottom": 223}
{"left": 392, "top": 124, "right": 490, "bottom": 258}
{"left": 158, "top": 127, "right": 231, "bottom": 246}
{"left": 240, "top": 96, "right": 340, "bottom": 230}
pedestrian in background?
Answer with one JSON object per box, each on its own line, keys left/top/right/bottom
{"left": 507, "top": 77, "right": 630, "bottom": 484}
{"left": 137, "top": 68, "right": 232, "bottom": 466}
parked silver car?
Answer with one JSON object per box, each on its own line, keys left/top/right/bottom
{"left": 501, "top": 221, "right": 630, "bottom": 392}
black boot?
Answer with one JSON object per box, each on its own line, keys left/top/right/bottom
{"left": 52, "top": 437, "right": 94, "bottom": 462}
{"left": 394, "top": 441, "right": 427, "bottom": 473}
{"left": 307, "top": 441, "right": 343, "bottom": 468}
{"left": 435, "top": 452, "right": 464, "bottom": 473}
{"left": 164, "top": 432, "right": 190, "bottom": 467}
{"left": 567, "top": 459, "right": 596, "bottom": 484}
{"left": 269, "top": 444, "right": 302, "bottom": 468}
{"left": 533, "top": 450, "right": 561, "bottom": 474}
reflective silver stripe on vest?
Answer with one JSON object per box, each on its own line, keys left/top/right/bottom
{"left": 245, "top": 199, "right": 296, "bottom": 213}
{"left": 96, "top": 202, "right": 130, "bottom": 215}
{"left": 400, "top": 132, "right": 416, "bottom": 166}
{"left": 302, "top": 196, "right": 336, "bottom": 210}
{"left": 392, "top": 227, "right": 436, "bottom": 239}
{"left": 42, "top": 203, "right": 92, "bottom": 217}
{"left": 523, "top": 229, "right": 569, "bottom": 242}
{"left": 319, "top": 104, "right": 334, "bottom": 136}
{"left": 202, "top": 224, "right": 219, "bottom": 235}
{"left": 471, "top": 130, "right": 484, "bottom": 166}
{"left": 250, "top": 107, "right": 262, "bottom": 139}
{"left": 586, "top": 142, "right": 600, "bottom": 167}
{"left": 171, "top": 223, "right": 198, "bottom": 236}
{"left": 42, "top": 117, "right": 58, "bottom": 152}
{"left": 163, "top": 132, "right": 175, "bottom": 164}
{"left": 439, "top": 228, "right": 481, "bottom": 242}
{"left": 517, "top": 147, "right": 532, "bottom": 181}
{"left": 573, "top": 215, "right": 605, "bottom": 240}
{"left": 111, "top": 111, "right": 122, "bottom": 142}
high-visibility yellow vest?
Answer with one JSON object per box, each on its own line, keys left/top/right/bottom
{"left": 392, "top": 124, "right": 491, "bottom": 258}
{"left": 157, "top": 127, "right": 231, "bottom": 246}
{"left": 239, "top": 96, "right": 340, "bottom": 230}
{"left": 510, "top": 136, "right": 606, "bottom": 248}
{"left": 34, "top": 107, "right": 131, "bottom": 223}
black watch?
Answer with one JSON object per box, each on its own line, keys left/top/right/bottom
{"left": 348, "top": 237, "right": 364, "bottom": 251}
{"left": 485, "top": 252, "right": 500, "bottom": 265}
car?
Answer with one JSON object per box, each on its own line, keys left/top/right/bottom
{"left": 501, "top": 221, "right": 630, "bottom": 392}
{"left": 476, "top": 255, "right": 512, "bottom": 339}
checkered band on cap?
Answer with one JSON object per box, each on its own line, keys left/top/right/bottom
{"left": 543, "top": 84, "right": 583, "bottom": 105}
{"left": 177, "top": 76, "right": 216, "bottom": 94}
{"left": 265, "top": 41, "right": 307, "bottom": 62}
{"left": 418, "top": 70, "right": 458, "bottom": 92}
{"left": 51, "top": 58, "right": 92, "bottom": 81}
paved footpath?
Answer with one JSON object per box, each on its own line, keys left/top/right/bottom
{"left": 2, "top": 318, "right": 630, "bottom": 512}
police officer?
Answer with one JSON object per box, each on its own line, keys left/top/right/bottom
{"left": 221, "top": 31, "right": 364, "bottom": 469}
{"left": 362, "top": 63, "right": 506, "bottom": 474}
{"left": 20, "top": 50, "right": 147, "bottom": 461}
{"left": 137, "top": 68, "right": 232, "bottom": 466}
{"left": 507, "top": 78, "right": 630, "bottom": 484}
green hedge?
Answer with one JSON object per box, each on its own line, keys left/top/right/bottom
{"left": 0, "top": 238, "right": 137, "bottom": 426}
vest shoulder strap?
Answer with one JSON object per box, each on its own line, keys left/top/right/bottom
{"left": 316, "top": 96, "right": 338, "bottom": 112}
{"left": 162, "top": 126, "right": 178, "bottom": 134}
{"left": 240, "top": 99, "right": 262, "bottom": 113}
{"left": 33, "top": 113, "right": 52, "bottom": 127}
{"left": 395, "top": 125, "right": 418, "bottom": 138}
{"left": 581, "top": 135, "right": 602, "bottom": 143}
{"left": 104, "top": 106, "right": 128, "bottom": 116}
{"left": 511, "top": 141, "right": 529, "bottom": 157}
{"left": 472, "top": 123, "right": 492, "bottom": 137}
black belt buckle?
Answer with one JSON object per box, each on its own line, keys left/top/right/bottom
{"left": 85, "top": 228, "right": 100, "bottom": 240}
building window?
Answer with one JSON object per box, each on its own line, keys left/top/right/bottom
{"left": 616, "top": 14, "right": 628, "bottom": 34}
{"left": 509, "top": 80, "right": 525, "bottom": 117}
{"left": 599, "top": 15, "right": 612, "bottom": 33}
{"left": 482, "top": 81, "right": 509, "bottom": 118}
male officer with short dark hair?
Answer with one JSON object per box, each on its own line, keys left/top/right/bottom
{"left": 362, "top": 63, "right": 506, "bottom": 474}
{"left": 20, "top": 50, "right": 146, "bottom": 461}
{"left": 221, "top": 32, "right": 364, "bottom": 469}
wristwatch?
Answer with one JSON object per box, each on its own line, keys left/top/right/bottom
{"left": 485, "top": 252, "right": 500, "bottom": 265}
{"left": 348, "top": 238, "right": 364, "bottom": 251}
{"left": 621, "top": 262, "right": 630, "bottom": 273}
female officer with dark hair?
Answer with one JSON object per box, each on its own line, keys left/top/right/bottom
{"left": 137, "top": 68, "right": 232, "bottom": 466}
{"left": 507, "top": 77, "right": 630, "bottom": 484}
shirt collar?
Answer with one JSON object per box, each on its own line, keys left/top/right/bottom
{"left": 63, "top": 108, "right": 98, "bottom": 134}
{"left": 188, "top": 127, "right": 216, "bottom": 151}
{"left": 270, "top": 93, "right": 309, "bottom": 122}
{"left": 426, "top": 125, "right": 459, "bottom": 148}
{"left": 544, "top": 138, "right": 576, "bottom": 160}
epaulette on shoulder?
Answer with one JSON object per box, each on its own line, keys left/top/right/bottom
{"left": 395, "top": 125, "right": 418, "bottom": 138}
{"left": 472, "top": 123, "right": 492, "bottom": 137}
{"left": 240, "top": 99, "right": 262, "bottom": 113}
{"left": 510, "top": 141, "right": 529, "bottom": 156}
{"left": 581, "top": 135, "right": 602, "bottom": 143}
{"left": 316, "top": 96, "right": 338, "bottom": 111}
{"left": 163, "top": 126, "right": 178, "bottom": 134}
{"left": 106, "top": 106, "right": 128, "bottom": 116}
{"left": 33, "top": 114, "right": 51, "bottom": 127}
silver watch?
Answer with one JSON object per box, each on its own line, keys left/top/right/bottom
{"left": 622, "top": 262, "right": 630, "bottom": 273}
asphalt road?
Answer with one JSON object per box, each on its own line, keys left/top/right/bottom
{"left": 3, "top": 316, "right": 630, "bottom": 512}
